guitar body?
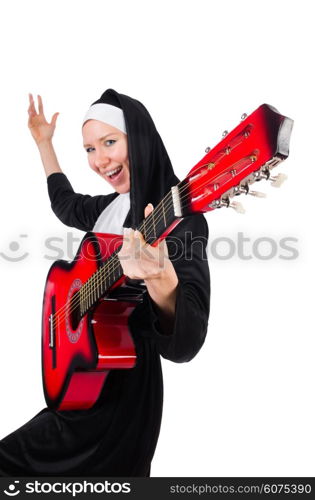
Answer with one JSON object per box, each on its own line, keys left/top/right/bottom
{"left": 42, "top": 232, "right": 137, "bottom": 410}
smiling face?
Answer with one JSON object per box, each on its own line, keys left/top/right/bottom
{"left": 82, "top": 119, "right": 130, "bottom": 194}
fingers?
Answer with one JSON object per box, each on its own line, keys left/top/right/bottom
{"left": 50, "top": 112, "right": 59, "bottom": 127}
{"left": 134, "top": 229, "right": 146, "bottom": 247}
{"left": 27, "top": 93, "right": 44, "bottom": 117}
{"left": 28, "top": 93, "right": 59, "bottom": 129}
{"left": 119, "top": 226, "right": 168, "bottom": 279}
{"left": 37, "top": 94, "right": 44, "bottom": 114}
{"left": 123, "top": 227, "right": 146, "bottom": 248}
{"left": 123, "top": 227, "right": 134, "bottom": 245}
{"left": 121, "top": 228, "right": 147, "bottom": 259}
{"left": 144, "top": 203, "right": 154, "bottom": 218}
{"left": 158, "top": 238, "right": 169, "bottom": 258}
{"left": 28, "top": 94, "right": 43, "bottom": 114}
{"left": 28, "top": 93, "right": 36, "bottom": 117}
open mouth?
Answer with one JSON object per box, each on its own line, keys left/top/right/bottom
{"left": 105, "top": 165, "right": 123, "bottom": 180}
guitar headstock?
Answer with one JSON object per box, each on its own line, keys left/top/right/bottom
{"left": 174, "top": 104, "right": 293, "bottom": 216}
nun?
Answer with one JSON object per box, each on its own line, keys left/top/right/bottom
{"left": 0, "top": 89, "right": 210, "bottom": 476}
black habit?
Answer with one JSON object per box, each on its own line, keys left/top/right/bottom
{"left": 0, "top": 89, "right": 210, "bottom": 476}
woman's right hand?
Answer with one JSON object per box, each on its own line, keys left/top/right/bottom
{"left": 28, "top": 94, "right": 59, "bottom": 146}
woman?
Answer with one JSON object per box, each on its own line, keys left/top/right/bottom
{"left": 0, "top": 89, "right": 210, "bottom": 476}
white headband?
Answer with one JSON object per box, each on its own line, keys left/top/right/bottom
{"left": 82, "top": 103, "right": 127, "bottom": 134}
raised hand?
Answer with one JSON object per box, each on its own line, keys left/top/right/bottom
{"left": 28, "top": 94, "right": 59, "bottom": 145}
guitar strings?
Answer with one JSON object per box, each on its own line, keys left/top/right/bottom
{"left": 51, "top": 132, "right": 252, "bottom": 324}
{"left": 51, "top": 174, "right": 195, "bottom": 327}
{"left": 51, "top": 188, "right": 175, "bottom": 327}
{"left": 50, "top": 162, "right": 217, "bottom": 327}
{"left": 51, "top": 155, "right": 254, "bottom": 328}
{"left": 51, "top": 153, "right": 255, "bottom": 327}
{"left": 73, "top": 152, "right": 256, "bottom": 316}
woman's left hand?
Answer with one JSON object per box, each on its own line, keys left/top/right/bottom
{"left": 118, "top": 203, "right": 178, "bottom": 333}
{"left": 118, "top": 203, "right": 179, "bottom": 333}
{"left": 118, "top": 203, "right": 170, "bottom": 280}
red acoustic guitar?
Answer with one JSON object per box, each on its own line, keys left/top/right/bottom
{"left": 42, "top": 104, "right": 293, "bottom": 410}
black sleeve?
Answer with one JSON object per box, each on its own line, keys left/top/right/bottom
{"left": 47, "top": 172, "right": 118, "bottom": 232}
{"left": 130, "top": 214, "right": 210, "bottom": 363}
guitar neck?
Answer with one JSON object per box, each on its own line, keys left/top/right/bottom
{"left": 77, "top": 103, "right": 293, "bottom": 319}
{"left": 78, "top": 184, "right": 183, "bottom": 318}
{"left": 106, "top": 184, "right": 183, "bottom": 280}
{"left": 136, "top": 185, "right": 184, "bottom": 244}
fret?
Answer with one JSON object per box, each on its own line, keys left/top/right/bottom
{"left": 143, "top": 217, "right": 147, "bottom": 242}
{"left": 108, "top": 257, "right": 113, "bottom": 288}
{"left": 99, "top": 269, "right": 102, "bottom": 297}
{"left": 151, "top": 209, "right": 156, "bottom": 240}
{"left": 101, "top": 266, "right": 105, "bottom": 296}
{"left": 134, "top": 188, "right": 179, "bottom": 245}
{"left": 97, "top": 269, "right": 100, "bottom": 301}
{"left": 112, "top": 259, "right": 116, "bottom": 283}
{"left": 161, "top": 198, "right": 167, "bottom": 227}
{"left": 103, "top": 264, "right": 107, "bottom": 294}
{"left": 112, "top": 255, "right": 117, "bottom": 281}
{"left": 107, "top": 255, "right": 113, "bottom": 289}
{"left": 104, "top": 264, "right": 107, "bottom": 293}
{"left": 111, "top": 254, "right": 121, "bottom": 284}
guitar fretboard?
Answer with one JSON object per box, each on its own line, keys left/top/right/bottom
{"left": 77, "top": 183, "right": 184, "bottom": 318}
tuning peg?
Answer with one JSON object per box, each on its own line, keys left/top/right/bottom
{"left": 252, "top": 169, "right": 269, "bottom": 181}
{"left": 222, "top": 130, "right": 228, "bottom": 137}
{"left": 241, "top": 113, "right": 247, "bottom": 121}
{"left": 270, "top": 173, "right": 287, "bottom": 188}
{"left": 248, "top": 190, "right": 267, "bottom": 198}
{"left": 230, "top": 201, "right": 245, "bottom": 214}
{"left": 233, "top": 185, "right": 248, "bottom": 195}
{"left": 205, "top": 146, "right": 211, "bottom": 153}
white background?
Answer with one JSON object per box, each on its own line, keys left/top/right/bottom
{"left": 0, "top": 0, "right": 314, "bottom": 477}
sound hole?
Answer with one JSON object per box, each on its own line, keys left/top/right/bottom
{"left": 70, "top": 293, "right": 81, "bottom": 331}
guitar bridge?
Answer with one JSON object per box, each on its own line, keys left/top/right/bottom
{"left": 49, "top": 295, "right": 57, "bottom": 369}
{"left": 49, "top": 314, "right": 54, "bottom": 348}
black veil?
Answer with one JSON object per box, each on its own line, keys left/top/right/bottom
{"left": 91, "top": 89, "right": 179, "bottom": 227}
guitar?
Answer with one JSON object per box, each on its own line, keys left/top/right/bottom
{"left": 42, "top": 104, "right": 293, "bottom": 410}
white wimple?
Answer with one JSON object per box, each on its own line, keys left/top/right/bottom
{"left": 82, "top": 103, "right": 127, "bottom": 134}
